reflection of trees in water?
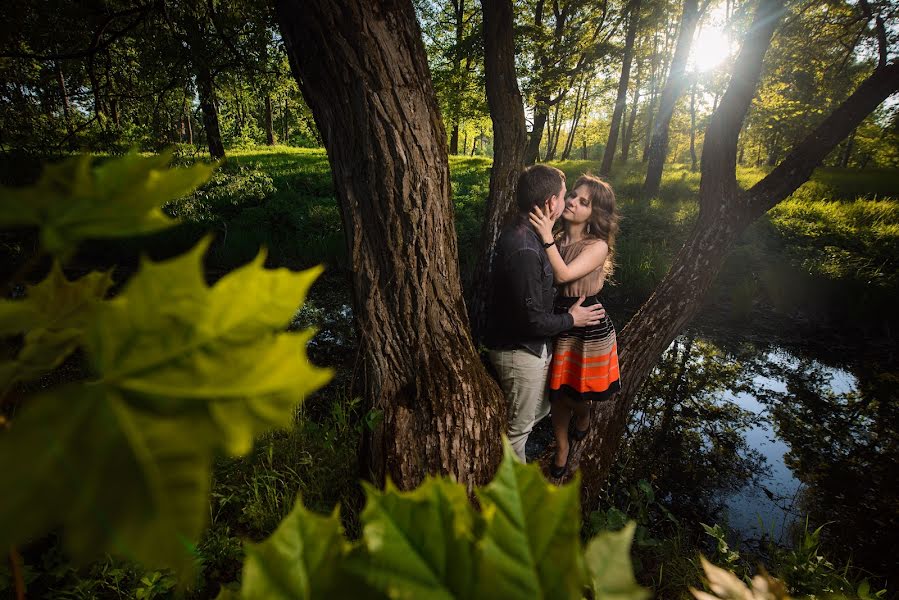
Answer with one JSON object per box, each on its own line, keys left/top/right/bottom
{"left": 616, "top": 336, "right": 767, "bottom": 525}
{"left": 758, "top": 358, "right": 899, "bottom": 578}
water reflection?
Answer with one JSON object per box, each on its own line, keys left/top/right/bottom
{"left": 622, "top": 333, "right": 898, "bottom": 580}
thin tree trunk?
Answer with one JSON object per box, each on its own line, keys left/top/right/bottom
{"left": 557, "top": 0, "right": 899, "bottom": 505}
{"left": 265, "top": 93, "right": 276, "bottom": 145}
{"left": 545, "top": 97, "right": 564, "bottom": 161}
{"left": 283, "top": 97, "right": 289, "bottom": 143}
{"left": 185, "top": 16, "right": 225, "bottom": 159}
{"left": 55, "top": 61, "right": 73, "bottom": 138}
{"left": 469, "top": 0, "right": 528, "bottom": 343}
{"left": 839, "top": 128, "right": 855, "bottom": 167}
{"left": 524, "top": 102, "right": 549, "bottom": 165}
{"left": 642, "top": 0, "right": 703, "bottom": 198}
{"left": 186, "top": 105, "right": 193, "bottom": 146}
{"left": 561, "top": 81, "right": 586, "bottom": 160}
{"left": 448, "top": 0, "right": 466, "bottom": 155}
{"left": 601, "top": 0, "right": 641, "bottom": 175}
{"left": 622, "top": 58, "right": 642, "bottom": 161}
{"left": 276, "top": 0, "right": 505, "bottom": 490}
{"left": 642, "top": 30, "right": 660, "bottom": 162}
{"left": 690, "top": 80, "right": 698, "bottom": 171}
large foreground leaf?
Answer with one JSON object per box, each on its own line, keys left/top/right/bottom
{"left": 474, "top": 441, "right": 588, "bottom": 598}
{"left": 584, "top": 522, "right": 651, "bottom": 600}
{"left": 348, "top": 478, "right": 479, "bottom": 599}
{"left": 0, "top": 262, "right": 112, "bottom": 392}
{"left": 0, "top": 152, "right": 213, "bottom": 257}
{"left": 238, "top": 501, "right": 348, "bottom": 599}
{"left": 0, "top": 385, "right": 210, "bottom": 574}
{"left": 227, "top": 440, "right": 648, "bottom": 600}
{"left": 0, "top": 239, "right": 331, "bottom": 572}
{"left": 86, "top": 238, "right": 332, "bottom": 454}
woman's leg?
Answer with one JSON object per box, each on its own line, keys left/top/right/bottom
{"left": 573, "top": 401, "right": 591, "bottom": 433}
{"left": 551, "top": 397, "right": 574, "bottom": 467}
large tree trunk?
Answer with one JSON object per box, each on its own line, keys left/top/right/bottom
{"left": 265, "top": 94, "right": 276, "bottom": 145}
{"left": 276, "top": 0, "right": 505, "bottom": 491}
{"left": 556, "top": 0, "right": 899, "bottom": 505}
{"left": 600, "top": 0, "right": 641, "bottom": 175}
{"left": 468, "top": 0, "right": 529, "bottom": 342}
{"left": 642, "top": 0, "right": 702, "bottom": 198}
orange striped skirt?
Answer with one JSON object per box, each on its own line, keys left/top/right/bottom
{"left": 549, "top": 295, "right": 621, "bottom": 403}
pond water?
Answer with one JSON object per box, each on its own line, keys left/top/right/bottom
{"left": 627, "top": 332, "right": 898, "bottom": 579}
{"left": 720, "top": 348, "right": 856, "bottom": 542}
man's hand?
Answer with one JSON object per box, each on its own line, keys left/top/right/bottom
{"left": 568, "top": 296, "right": 606, "bottom": 327}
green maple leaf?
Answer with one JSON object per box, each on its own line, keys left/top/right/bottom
{"left": 0, "top": 262, "right": 113, "bottom": 393}
{"left": 0, "top": 384, "right": 211, "bottom": 576}
{"left": 474, "top": 440, "right": 588, "bottom": 599}
{"left": 346, "top": 477, "right": 479, "bottom": 599}
{"left": 584, "top": 522, "right": 651, "bottom": 600}
{"left": 236, "top": 500, "right": 349, "bottom": 600}
{"left": 0, "top": 151, "right": 213, "bottom": 257}
{"left": 86, "top": 237, "right": 332, "bottom": 454}
{"left": 0, "top": 238, "right": 331, "bottom": 573}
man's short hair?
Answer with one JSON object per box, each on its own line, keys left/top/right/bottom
{"left": 516, "top": 164, "right": 566, "bottom": 213}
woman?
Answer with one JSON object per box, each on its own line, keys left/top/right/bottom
{"left": 529, "top": 174, "right": 621, "bottom": 477}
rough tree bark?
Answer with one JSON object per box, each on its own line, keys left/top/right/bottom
{"left": 642, "top": 0, "right": 703, "bottom": 198}
{"left": 184, "top": 13, "right": 225, "bottom": 159}
{"left": 600, "top": 0, "right": 641, "bottom": 175}
{"left": 275, "top": 0, "right": 506, "bottom": 490}
{"left": 552, "top": 0, "right": 899, "bottom": 503}
{"left": 468, "top": 0, "right": 528, "bottom": 343}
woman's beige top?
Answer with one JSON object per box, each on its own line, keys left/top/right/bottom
{"left": 557, "top": 239, "right": 606, "bottom": 297}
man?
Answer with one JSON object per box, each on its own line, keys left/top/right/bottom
{"left": 486, "top": 164, "right": 605, "bottom": 461}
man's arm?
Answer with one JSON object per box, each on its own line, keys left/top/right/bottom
{"left": 505, "top": 248, "right": 574, "bottom": 338}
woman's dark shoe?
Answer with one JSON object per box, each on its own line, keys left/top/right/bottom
{"left": 549, "top": 449, "right": 569, "bottom": 478}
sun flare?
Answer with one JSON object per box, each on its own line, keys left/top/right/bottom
{"left": 690, "top": 26, "right": 732, "bottom": 72}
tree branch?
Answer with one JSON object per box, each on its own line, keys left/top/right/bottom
{"left": 746, "top": 61, "right": 899, "bottom": 221}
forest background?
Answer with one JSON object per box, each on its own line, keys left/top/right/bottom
{"left": 1, "top": 0, "right": 898, "bottom": 598}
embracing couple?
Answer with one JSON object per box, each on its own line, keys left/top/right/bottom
{"left": 485, "top": 164, "right": 621, "bottom": 478}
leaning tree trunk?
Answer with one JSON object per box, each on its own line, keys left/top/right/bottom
{"left": 642, "top": 0, "right": 702, "bottom": 198}
{"left": 600, "top": 0, "right": 641, "bottom": 175}
{"left": 275, "top": 0, "right": 506, "bottom": 491}
{"left": 552, "top": 0, "right": 899, "bottom": 504}
{"left": 468, "top": 0, "right": 528, "bottom": 343}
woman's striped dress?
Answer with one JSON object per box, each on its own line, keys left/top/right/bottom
{"left": 548, "top": 240, "right": 621, "bottom": 403}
